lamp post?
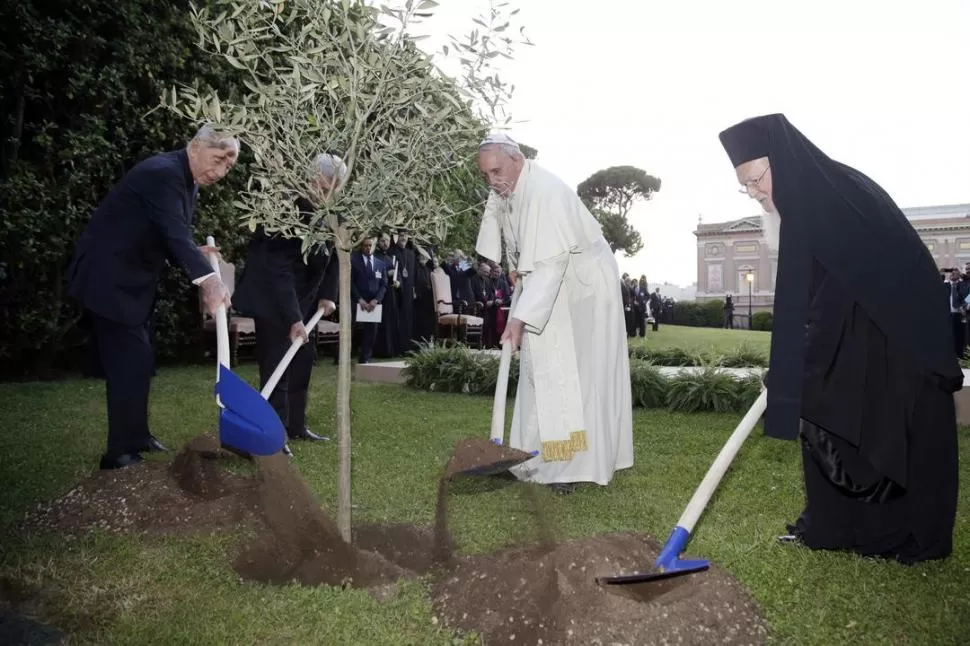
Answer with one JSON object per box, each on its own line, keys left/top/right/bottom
{"left": 745, "top": 272, "right": 755, "bottom": 329}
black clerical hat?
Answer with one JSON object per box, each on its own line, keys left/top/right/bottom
{"left": 718, "top": 116, "right": 772, "bottom": 167}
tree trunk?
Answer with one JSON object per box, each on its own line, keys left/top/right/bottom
{"left": 335, "top": 244, "right": 354, "bottom": 542}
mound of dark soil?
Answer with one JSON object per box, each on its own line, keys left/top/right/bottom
{"left": 432, "top": 532, "right": 769, "bottom": 645}
{"left": 18, "top": 433, "right": 770, "bottom": 645}
{"left": 22, "top": 435, "right": 260, "bottom": 537}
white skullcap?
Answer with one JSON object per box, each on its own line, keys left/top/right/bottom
{"left": 313, "top": 152, "right": 349, "bottom": 181}
{"left": 479, "top": 132, "right": 520, "bottom": 151}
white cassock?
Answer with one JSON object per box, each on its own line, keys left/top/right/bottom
{"left": 475, "top": 160, "right": 634, "bottom": 486}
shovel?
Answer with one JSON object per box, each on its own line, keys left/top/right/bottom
{"left": 452, "top": 284, "right": 538, "bottom": 478}
{"left": 596, "top": 387, "right": 768, "bottom": 590}
{"left": 206, "top": 236, "right": 327, "bottom": 457}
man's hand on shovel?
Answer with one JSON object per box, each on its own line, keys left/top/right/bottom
{"left": 289, "top": 321, "right": 309, "bottom": 343}
{"left": 200, "top": 274, "right": 231, "bottom": 316}
{"left": 501, "top": 318, "right": 525, "bottom": 352}
{"left": 318, "top": 299, "right": 336, "bottom": 317}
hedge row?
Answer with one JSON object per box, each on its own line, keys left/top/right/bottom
{"left": 628, "top": 344, "right": 767, "bottom": 367}
{"left": 402, "top": 343, "right": 765, "bottom": 414}
{"left": 668, "top": 301, "right": 773, "bottom": 331}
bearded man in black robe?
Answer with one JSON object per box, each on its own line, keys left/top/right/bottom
{"left": 719, "top": 113, "right": 962, "bottom": 564}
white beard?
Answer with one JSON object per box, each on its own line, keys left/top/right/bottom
{"left": 761, "top": 208, "right": 781, "bottom": 253}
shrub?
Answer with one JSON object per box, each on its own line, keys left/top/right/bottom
{"left": 751, "top": 311, "right": 773, "bottom": 331}
{"left": 670, "top": 301, "right": 724, "bottom": 328}
{"left": 628, "top": 344, "right": 767, "bottom": 368}
{"left": 629, "top": 360, "right": 669, "bottom": 408}
{"left": 401, "top": 342, "right": 518, "bottom": 396}
{"left": 665, "top": 368, "right": 740, "bottom": 413}
{"left": 405, "top": 343, "right": 766, "bottom": 414}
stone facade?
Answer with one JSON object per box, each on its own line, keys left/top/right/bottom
{"left": 693, "top": 202, "right": 970, "bottom": 316}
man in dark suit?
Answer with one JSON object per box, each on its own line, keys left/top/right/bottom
{"left": 67, "top": 125, "right": 238, "bottom": 470}
{"left": 351, "top": 237, "right": 388, "bottom": 364}
{"left": 233, "top": 153, "right": 346, "bottom": 452}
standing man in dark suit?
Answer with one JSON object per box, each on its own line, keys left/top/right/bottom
{"left": 67, "top": 125, "right": 238, "bottom": 470}
{"left": 350, "top": 238, "right": 388, "bottom": 364}
{"left": 233, "top": 153, "right": 346, "bottom": 452}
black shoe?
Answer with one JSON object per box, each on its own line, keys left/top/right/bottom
{"left": 288, "top": 428, "right": 329, "bottom": 442}
{"left": 144, "top": 435, "right": 170, "bottom": 453}
{"left": 99, "top": 453, "right": 144, "bottom": 470}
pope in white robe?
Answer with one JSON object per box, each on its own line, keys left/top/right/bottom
{"left": 475, "top": 134, "right": 634, "bottom": 492}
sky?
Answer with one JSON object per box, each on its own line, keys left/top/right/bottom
{"left": 406, "top": 0, "right": 970, "bottom": 287}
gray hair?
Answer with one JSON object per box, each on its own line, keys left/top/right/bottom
{"left": 313, "top": 152, "right": 349, "bottom": 182}
{"left": 191, "top": 124, "right": 240, "bottom": 153}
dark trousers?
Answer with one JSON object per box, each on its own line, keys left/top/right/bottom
{"left": 724, "top": 311, "right": 734, "bottom": 329}
{"left": 951, "top": 313, "right": 966, "bottom": 358}
{"left": 358, "top": 322, "right": 378, "bottom": 363}
{"left": 254, "top": 318, "right": 315, "bottom": 436}
{"left": 89, "top": 311, "right": 154, "bottom": 458}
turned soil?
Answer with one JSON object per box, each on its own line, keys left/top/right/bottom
{"left": 16, "top": 433, "right": 769, "bottom": 645}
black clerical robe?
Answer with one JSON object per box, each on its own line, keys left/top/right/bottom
{"left": 785, "top": 260, "right": 958, "bottom": 564}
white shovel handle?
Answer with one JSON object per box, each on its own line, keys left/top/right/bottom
{"left": 676, "top": 387, "right": 768, "bottom": 533}
{"left": 259, "top": 307, "right": 327, "bottom": 400}
{"left": 489, "top": 283, "right": 521, "bottom": 443}
{"left": 205, "top": 236, "right": 231, "bottom": 407}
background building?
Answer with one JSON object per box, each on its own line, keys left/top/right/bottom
{"left": 693, "top": 202, "right": 970, "bottom": 319}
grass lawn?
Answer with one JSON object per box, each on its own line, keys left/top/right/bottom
{"left": 1, "top": 330, "right": 967, "bottom": 645}
{"left": 629, "top": 324, "right": 772, "bottom": 355}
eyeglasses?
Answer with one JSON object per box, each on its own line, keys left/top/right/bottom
{"left": 738, "top": 165, "right": 770, "bottom": 196}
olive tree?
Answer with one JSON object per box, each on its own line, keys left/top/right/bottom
{"left": 162, "top": 0, "right": 526, "bottom": 540}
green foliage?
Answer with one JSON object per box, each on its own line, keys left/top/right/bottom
{"left": 751, "top": 310, "right": 773, "bottom": 331}
{"left": 164, "top": 0, "right": 528, "bottom": 253}
{"left": 577, "top": 165, "right": 659, "bottom": 258}
{"left": 404, "top": 343, "right": 765, "bottom": 413}
{"left": 628, "top": 343, "right": 767, "bottom": 368}
{"left": 0, "top": 0, "right": 249, "bottom": 377}
{"left": 670, "top": 300, "right": 725, "bottom": 328}
{"left": 592, "top": 207, "right": 643, "bottom": 256}
{"left": 401, "top": 341, "right": 517, "bottom": 396}
{"left": 628, "top": 360, "right": 669, "bottom": 408}
{"left": 577, "top": 165, "right": 661, "bottom": 218}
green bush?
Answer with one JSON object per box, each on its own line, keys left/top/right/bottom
{"left": 0, "top": 0, "right": 256, "bottom": 378}
{"left": 401, "top": 342, "right": 518, "bottom": 396}
{"left": 405, "top": 343, "right": 766, "bottom": 414}
{"left": 751, "top": 311, "right": 773, "bottom": 331}
{"left": 628, "top": 344, "right": 767, "bottom": 368}
{"left": 670, "top": 300, "right": 724, "bottom": 328}
{"left": 665, "top": 368, "right": 740, "bottom": 413}
{"left": 629, "top": 360, "right": 669, "bottom": 408}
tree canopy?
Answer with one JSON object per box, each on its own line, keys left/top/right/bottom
{"left": 577, "top": 165, "right": 660, "bottom": 257}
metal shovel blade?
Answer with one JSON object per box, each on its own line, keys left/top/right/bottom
{"left": 215, "top": 364, "right": 286, "bottom": 456}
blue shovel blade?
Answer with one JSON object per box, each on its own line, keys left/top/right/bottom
{"left": 215, "top": 364, "right": 286, "bottom": 456}
{"left": 595, "top": 526, "right": 710, "bottom": 586}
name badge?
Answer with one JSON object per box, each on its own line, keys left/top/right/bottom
{"left": 375, "top": 271, "right": 382, "bottom": 278}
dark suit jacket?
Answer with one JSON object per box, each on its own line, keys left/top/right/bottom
{"left": 233, "top": 198, "right": 339, "bottom": 327}
{"left": 946, "top": 280, "right": 970, "bottom": 310}
{"left": 351, "top": 252, "right": 388, "bottom": 304}
{"left": 67, "top": 149, "right": 211, "bottom": 327}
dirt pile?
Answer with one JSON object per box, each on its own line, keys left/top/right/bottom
{"left": 22, "top": 435, "right": 260, "bottom": 537}
{"left": 19, "top": 434, "right": 770, "bottom": 644}
{"left": 433, "top": 532, "right": 769, "bottom": 645}
{"left": 231, "top": 452, "right": 407, "bottom": 588}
